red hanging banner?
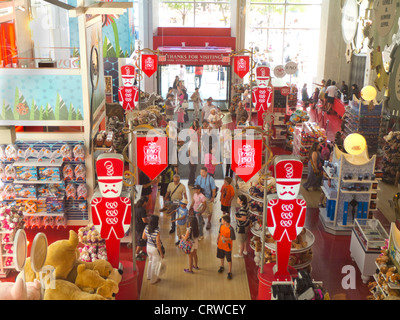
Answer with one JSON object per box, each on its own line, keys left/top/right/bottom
{"left": 141, "top": 54, "right": 158, "bottom": 77}
{"left": 136, "top": 136, "right": 168, "bottom": 180}
{"left": 231, "top": 139, "right": 262, "bottom": 182}
{"left": 233, "top": 56, "right": 250, "bottom": 78}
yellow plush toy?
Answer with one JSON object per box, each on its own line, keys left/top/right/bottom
{"left": 67, "top": 259, "right": 114, "bottom": 283}
{"left": 22, "top": 230, "right": 80, "bottom": 282}
{"left": 75, "top": 264, "right": 119, "bottom": 299}
{"left": 44, "top": 280, "right": 106, "bottom": 300}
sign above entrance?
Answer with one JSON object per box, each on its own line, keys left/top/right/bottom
{"left": 157, "top": 46, "right": 231, "bottom": 66}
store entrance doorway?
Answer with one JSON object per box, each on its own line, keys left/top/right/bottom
{"left": 159, "top": 64, "right": 230, "bottom": 111}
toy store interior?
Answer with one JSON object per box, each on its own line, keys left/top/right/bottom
{"left": 0, "top": 0, "right": 400, "bottom": 305}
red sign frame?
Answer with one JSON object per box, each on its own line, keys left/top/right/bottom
{"left": 136, "top": 136, "right": 168, "bottom": 180}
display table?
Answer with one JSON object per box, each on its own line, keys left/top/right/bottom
{"left": 350, "top": 219, "right": 389, "bottom": 284}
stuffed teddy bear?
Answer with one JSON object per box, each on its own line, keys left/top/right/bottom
{"left": 21, "top": 230, "right": 80, "bottom": 282}
{"left": 0, "top": 278, "right": 41, "bottom": 300}
{"left": 43, "top": 280, "right": 106, "bottom": 300}
{"left": 67, "top": 258, "right": 114, "bottom": 283}
{"left": 74, "top": 264, "right": 119, "bottom": 299}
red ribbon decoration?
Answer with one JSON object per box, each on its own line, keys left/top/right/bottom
{"left": 136, "top": 136, "right": 168, "bottom": 180}
{"left": 141, "top": 54, "right": 158, "bottom": 77}
{"left": 233, "top": 56, "right": 250, "bottom": 79}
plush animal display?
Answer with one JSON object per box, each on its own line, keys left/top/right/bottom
{"left": 0, "top": 278, "right": 41, "bottom": 300}
{"left": 74, "top": 264, "right": 119, "bottom": 299}
{"left": 43, "top": 280, "right": 106, "bottom": 300}
{"left": 21, "top": 230, "right": 80, "bottom": 282}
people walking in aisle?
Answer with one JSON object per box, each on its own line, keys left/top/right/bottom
{"left": 181, "top": 216, "right": 200, "bottom": 273}
{"left": 218, "top": 66, "right": 225, "bottom": 89}
{"left": 191, "top": 88, "right": 202, "bottom": 120}
{"left": 177, "top": 104, "right": 185, "bottom": 129}
{"left": 179, "top": 65, "right": 186, "bottom": 84}
{"left": 326, "top": 80, "right": 338, "bottom": 114}
{"left": 160, "top": 174, "right": 187, "bottom": 234}
{"left": 204, "top": 145, "right": 221, "bottom": 178}
{"left": 139, "top": 170, "right": 157, "bottom": 214}
{"left": 234, "top": 194, "right": 250, "bottom": 258}
{"left": 311, "top": 87, "right": 320, "bottom": 109}
{"left": 220, "top": 177, "right": 235, "bottom": 216}
{"left": 351, "top": 83, "right": 361, "bottom": 100}
{"left": 159, "top": 165, "right": 174, "bottom": 205}
{"left": 165, "top": 93, "right": 176, "bottom": 121}
{"left": 188, "top": 127, "right": 199, "bottom": 187}
{"left": 340, "top": 81, "right": 349, "bottom": 101}
{"left": 195, "top": 167, "right": 217, "bottom": 230}
{"left": 173, "top": 75, "right": 180, "bottom": 95}
{"left": 135, "top": 196, "right": 149, "bottom": 261}
{"left": 301, "top": 83, "right": 309, "bottom": 109}
{"left": 171, "top": 199, "right": 189, "bottom": 245}
{"left": 202, "top": 97, "right": 216, "bottom": 123}
{"left": 195, "top": 66, "right": 204, "bottom": 89}
{"left": 190, "top": 185, "right": 207, "bottom": 240}
{"left": 222, "top": 129, "right": 233, "bottom": 178}
{"left": 217, "top": 215, "right": 236, "bottom": 280}
{"left": 235, "top": 101, "right": 248, "bottom": 126}
{"left": 303, "top": 142, "right": 323, "bottom": 191}
{"left": 142, "top": 215, "right": 164, "bottom": 284}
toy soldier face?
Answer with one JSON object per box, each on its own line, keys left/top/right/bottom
{"left": 276, "top": 183, "right": 300, "bottom": 200}
{"left": 256, "top": 78, "right": 270, "bottom": 88}
{"left": 122, "top": 77, "right": 134, "bottom": 87}
{"left": 98, "top": 181, "right": 123, "bottom": 198}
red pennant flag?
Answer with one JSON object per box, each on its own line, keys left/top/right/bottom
{"left": 233, "top": 56, "right": 250, "bottom": 78}
{"left": 231, "top": 139, "right": 263, "bottom": 182}
{"left": 136, "top": 136, "right": 168, "bottom": 180}
{"left": 141, "top": 54, "right": 158, "bottom": 77}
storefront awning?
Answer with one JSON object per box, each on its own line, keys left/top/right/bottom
{"left": 157, "top": 46, "right": 232, "bottom": 66}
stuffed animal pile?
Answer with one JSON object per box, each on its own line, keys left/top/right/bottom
{"left": 382, "top": 131, "right": 400, "bottom": 184}
{"left": 78, "top": 224, "right": 107, "bottom": 262}
{"left": 12, "top": 230, "right": 123, "bottom": 300}
{"left": 0, "top": 204, "right": 25, "bottom": 268}
{"left": 367, "top": 239, "right": 400, "bottom": 300}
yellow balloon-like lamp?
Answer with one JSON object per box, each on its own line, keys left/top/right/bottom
{"left": 360, "top": 85, "right": 377, "bottom": 101}
{"left": 344, "top": 133, "right": 367, "bottom": 155}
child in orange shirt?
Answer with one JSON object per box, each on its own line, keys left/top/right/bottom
{"left": 220, "top": 177, "right": 235, "bottom": 216}
{"left": 217, "top": 215, "right": 236, "bottom": 280}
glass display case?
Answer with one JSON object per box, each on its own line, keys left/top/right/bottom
{"left": 353, "top": 219, "right": 389, "bottom": 252}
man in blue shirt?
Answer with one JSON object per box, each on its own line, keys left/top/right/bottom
{"left": 172, "top": 199, "right": 189, "bottom": 245}
{"left": 195, "top": 167, "right": 216, "bottom": 230}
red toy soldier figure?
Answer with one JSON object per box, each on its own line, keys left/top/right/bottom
{"left": 253, "top": 66, "right": 273, "bottom": 126}
{"left": 118, "top": 65, "right": 138, "bottom": 112}
{"left": 91, "top": 153, "right": 132, "bottom": 268}
{"left": 267, "top": 156, "right": 307, "bottom": 281}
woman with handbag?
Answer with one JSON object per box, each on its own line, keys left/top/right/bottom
{"left": 234, "top": 195, "right": 250, "bottom": 258}
{"left": 142, "top": 215, "right": 164, "bottom": 284}
{"left": 303, "top": 142, "right": 323, "bottom": 191}
{"left": 181, "top": 216, "right": 200, "bottom": 274}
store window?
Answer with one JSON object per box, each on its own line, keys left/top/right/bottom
{"left": 247, "top": 0, "right": 322, "bottom": 86}
{"left": 159, "top": 0, "right": 230, "bottom": 27}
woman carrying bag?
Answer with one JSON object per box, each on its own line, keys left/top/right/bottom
{"left": 180, "top": 216, "right": 200, "bottom": 274}
{"left": 234, "top": 195, "right": 250, "bottom": 258}
{"left": 303, "top": 142, "right": 323, "bottom": 191}
{"left": 142, "top": 215, "right": 164, "bottom": 284}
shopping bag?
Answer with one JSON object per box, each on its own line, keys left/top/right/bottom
{"left": 155, "top": 259, "right": 167, "bottom": 277}
{"left": 178, "top": 239, "right": 193, "bottom": 254}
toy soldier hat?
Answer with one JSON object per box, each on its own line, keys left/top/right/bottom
{"left": 121, "top": 65, "right": 136, "bottom": 78}
{"left": 256, "top": 66, "right": 270, "bottom": 80}
{"left": 274, "top": 157, "right": 303, "bottom": 185}
{"left": 96, "top": 154, "right": 125, "bottom": 183}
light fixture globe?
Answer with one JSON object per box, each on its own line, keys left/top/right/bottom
{"left": 360, "top": 85, "right": 377, "bottom": 101}
{"left": 344, "top": 133, "right": 367, "bottom": 155}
